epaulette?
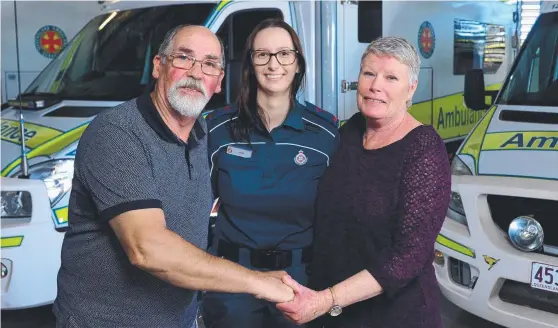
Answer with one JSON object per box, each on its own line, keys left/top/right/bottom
{"left": 302, "top": 101, "right": 340, "bottom": 128}
{"left": 203, "top": 104, "right": 238, "bottom": 122}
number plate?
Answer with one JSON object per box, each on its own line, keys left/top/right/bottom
{"left": 531, "top": 262, "right": 558, "bottom": 293}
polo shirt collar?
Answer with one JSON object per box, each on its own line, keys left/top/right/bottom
{"left": 255, "top": 100, "right": 305, "bottom": 132}
{"left": 282, "top": 101, "right": 305, "bottom": 131}
{"left": 136, "top": 91, "right": 206, "bottom": 148}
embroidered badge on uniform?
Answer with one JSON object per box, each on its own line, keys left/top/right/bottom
{"left": 294, "top": 150, "right": 308, "bottom": 165}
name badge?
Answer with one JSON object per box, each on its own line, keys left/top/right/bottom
{"left": 226, "top": 145, "right": 252, "bottom": 158}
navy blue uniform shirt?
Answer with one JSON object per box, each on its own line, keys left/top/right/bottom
{"left": 206, "top": 101, "right": 340, "bottom": 250}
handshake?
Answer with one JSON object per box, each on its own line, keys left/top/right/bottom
{"left": 251, "top": 270, "right": 335, "bottom": 325}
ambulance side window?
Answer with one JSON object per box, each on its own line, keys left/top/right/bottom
{"left": 205, "top": 9, "right": 284, "bottom": 110}
{"left": 528, "top": 48, "right": 541, "bottom": 92}
{"left": 453, "top": 19, "right": 506, "bottom": 75}
{"left": 358, "top": 1, "right": 382, "bottom": 43}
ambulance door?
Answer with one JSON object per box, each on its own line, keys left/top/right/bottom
{"left": 203, "top": 1, "right": 293, "bottom": 110}
{"left": 337, "top": 1, "right": 381, "bottom": 122}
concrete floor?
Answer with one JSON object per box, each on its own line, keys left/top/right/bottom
{"left": 1, "top": 289, "right": 503, "bottom": 328}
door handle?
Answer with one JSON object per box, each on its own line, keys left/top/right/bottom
{"left": 341, "top": 80, "right": 358, "bottom": 93}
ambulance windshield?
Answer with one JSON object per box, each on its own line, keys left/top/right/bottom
{"left": 22, "top": 3, "right": 216, "bottom": 101}
{"left": 500, "top": 12, "right": 558, "bottom": 106}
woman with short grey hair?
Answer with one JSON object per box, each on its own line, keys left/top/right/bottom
{"left": 276, "top": 36, "right": 451, "bottom": 328}
{"left": 360, "top": 36, "right": 421, "bottom": 108}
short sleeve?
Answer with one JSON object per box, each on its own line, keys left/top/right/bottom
{"left": 76, "top": 122, "right": 162, "bottom": 222}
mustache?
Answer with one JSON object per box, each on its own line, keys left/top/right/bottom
{"left": 173, "top": 78, "right": 207, "bottom": 97}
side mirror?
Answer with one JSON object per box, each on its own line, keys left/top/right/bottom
{"left": 464, "top": 69, "right": 489, "bottom": 110}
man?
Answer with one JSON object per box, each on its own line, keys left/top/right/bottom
{"left": 53, "top": 25, "right": 293, "bottom": 328}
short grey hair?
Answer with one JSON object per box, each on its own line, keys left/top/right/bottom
{"left": 157, "top": 24, "right": 225, "bottom": 67}
{"left": 360, "top": 36, "right": 420, "bottom": 85}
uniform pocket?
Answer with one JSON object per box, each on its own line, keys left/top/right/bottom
{"left": 218, "top": 146, "right": 259, "bottom": 170}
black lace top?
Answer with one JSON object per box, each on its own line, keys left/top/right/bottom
{"left": 309, "top": 113, "right": 451, "bottom": 328}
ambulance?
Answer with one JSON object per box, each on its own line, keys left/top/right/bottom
{"left": 434, "top": 1, "right": 558, "bottom": 327}
{"left": 1, "top": 1, "right": 101, "bottom": 103}
{"left": 1, "top": 0, "right": 516, "bottom": 309}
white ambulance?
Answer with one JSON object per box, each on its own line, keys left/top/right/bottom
{"left": 434, "top": 1, "right": 558, "bottom": 327}
{"left": 1, "top": 1, "right": 101, "bottom": 103}
{"left": 1, "top": 0, "right": 516, "bottom": 310}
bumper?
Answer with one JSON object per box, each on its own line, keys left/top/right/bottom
{"left": 434, "top": 175, "right": 558, "bottom": 328}
{"left": 1, "top": 177, "right": 64, "bottom": 310}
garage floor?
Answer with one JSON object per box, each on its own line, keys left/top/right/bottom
{"left": 1, "top": 289, "right": 503, "bottom": 328}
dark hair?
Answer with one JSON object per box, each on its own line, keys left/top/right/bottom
{"left": 230, "top": 18, "right": 306, "bottom": 142}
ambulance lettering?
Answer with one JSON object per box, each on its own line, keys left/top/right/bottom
{"left": 1, "top": 121, "right": 37, "bottom": 143}
{"left": 499, "top": 133, "right": 558, "bottom": 150}
{"left": 436, "top": 105, "right": 485, "bottom": 129}
{"left": 0, "top": 119, "right": 63, "bottom": 149}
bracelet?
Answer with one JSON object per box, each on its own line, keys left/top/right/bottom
{"left": 327, "top": 287, "right": 343, "bottom": 316}
{"left": 328, "top": 287, "right": 336, "bottom": 307}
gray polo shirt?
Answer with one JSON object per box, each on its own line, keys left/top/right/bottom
{"left": 53, "top": 92, "right": 211, "bottom": 328}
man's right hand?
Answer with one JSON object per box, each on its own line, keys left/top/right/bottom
{"left": 251, "top": 271, "right": 295, "bottom": 303}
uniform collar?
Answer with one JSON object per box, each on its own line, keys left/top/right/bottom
{"left": 136, "top": 91, "right": 206, "bottom": 148}
{"left": 281, "top": 101, "right": 305, "bottom": 131}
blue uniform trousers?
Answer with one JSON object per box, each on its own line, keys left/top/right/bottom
{"left": 201, "top": 239, "right": 309, "bottom": 328}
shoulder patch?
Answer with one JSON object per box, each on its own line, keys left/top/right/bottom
{"left": 203, "top": 105, "right": 237, "bottom": 122}
{"left": 302, "top": 101, "right": 339, "bottom": 127}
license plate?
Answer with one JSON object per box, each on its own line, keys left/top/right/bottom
{"left": 531, "top": 262, "right": 558, "bottom": 293}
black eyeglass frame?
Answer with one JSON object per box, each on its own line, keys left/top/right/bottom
{"left": 250, "top": 49, "right": 299, "bottom": 66}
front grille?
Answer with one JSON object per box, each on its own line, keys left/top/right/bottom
{"left": 499, "top": 279, "right": 558, "bottom": 314}
{"left": 487, "top": 195, "right": 558, "bottom": 247}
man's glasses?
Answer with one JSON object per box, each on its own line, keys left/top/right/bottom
{"left": 251, "top": 50, "right": 298, "bottom": 66}
{"left": 166, "top": 53, "right": 223, "bottom": 76}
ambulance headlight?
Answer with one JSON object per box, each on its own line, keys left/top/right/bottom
{"left": 447, "top": 157, "right": 471, "bottom": 225}
{"left": 451, "top": 156, "right": 473, "bottom": 176}
{"left": 12, "top": 160, "right": 74, "bottom": 206}
{"left": 508, "top": 216, "right": 544, "bottom": 252}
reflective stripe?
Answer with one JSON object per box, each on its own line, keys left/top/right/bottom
{"left": 408, "top": 83, "right": 501, "bottom": 141}
{"left": 458, "top": 106, "right": 497, "bottom": 174}
{"left": 209, "top": 116, "right": 237, "bottom": 133}
{"left": 1, "top": 122, "right": 89, "bottom": 177}
{"left": 436, "top": 234, "right": 475, "bottom": 258}
{"left": 301, "top": 118, "right": 336, "bottom": 138}
{"left": 482, "top": 131, "right": 558, "bottom": 151}
{"left": 204, "top": 0, "right": 232, "bottom": 28}
{"left": 50, "top": 32, "right": 85, "bottom": 93}
{"left": 0, "top": 119, "right": 63, "bottom": 149}
{"left": 1, "top": 236, "right": 24, "bottom": 248}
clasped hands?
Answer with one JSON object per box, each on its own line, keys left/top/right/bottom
{"left": 254, "top": 271, "right": 333, "bottom": 325}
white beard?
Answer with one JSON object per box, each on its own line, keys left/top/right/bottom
{"left": 167, "top": 78, "right": 209, "bottom": 118}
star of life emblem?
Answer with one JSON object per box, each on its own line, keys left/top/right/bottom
{"left": 294, "top": 150, "right": 308, "bottom": 165}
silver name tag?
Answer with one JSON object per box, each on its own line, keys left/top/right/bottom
{"left": 226, "top": 145, "right": 252, "bottom": 158}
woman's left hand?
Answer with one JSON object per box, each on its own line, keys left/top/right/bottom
{"left": 276, "top": 275, "right": 332, "bottom": 325}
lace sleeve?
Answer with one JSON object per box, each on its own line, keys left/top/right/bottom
{"left": 366, "top": 139, "right": 451, "bottom": 298}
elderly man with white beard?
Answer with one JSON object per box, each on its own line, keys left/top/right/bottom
{"left": 52, "top": 25, "right": 294, "bottom": 328}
